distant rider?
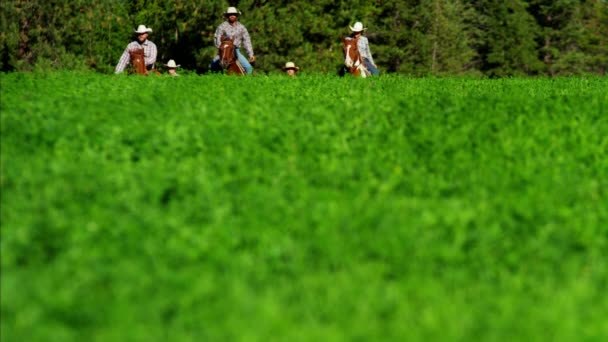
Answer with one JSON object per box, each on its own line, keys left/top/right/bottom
{"left": 348, "top": 22, "right": 379, "bottom": 76}
{"left": 115, "top": 25, "right": 158, "bottom": 74}
{"left": 209, "top": 7, "right": 255, "bottom": 74}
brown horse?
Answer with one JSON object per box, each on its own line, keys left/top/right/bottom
{"left": 342, "top": 37, "right": 369, "bottom": 78}
{"left": 219, "top": 37, "right": 245, "bottom": 76}
{"left": 129, "top": 49, "right": 148, "bottom": 75}
{"left": 128, "top": 48, "right": 160, "bottom": 76}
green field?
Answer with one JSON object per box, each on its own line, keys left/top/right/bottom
{"left": 1, "top": 72, "right": 607, "bottom": 341}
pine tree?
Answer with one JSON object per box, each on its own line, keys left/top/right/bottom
{"left": 529, "top": 0, "right": 590, "bottom": 75}
{"left": 472, "top": 0, "right": 544, "bottom": 76}
{"left": 373, "top": 0, "right": 419, "bottom": 73}
{"left": 580, "top": 0, "right": 608, "bottom": 74}
{"left": 416, "top": 0, "right": 478, "bottom": 75}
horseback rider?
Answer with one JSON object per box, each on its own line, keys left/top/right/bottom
{"left": 348, "top": 22, "right": 379, "bottom": 76}
{"left": 209, "top": 7, "right": 255, "bottom": 74}
{"left": 115, "top": 25, "right": 158, "bottom": 74}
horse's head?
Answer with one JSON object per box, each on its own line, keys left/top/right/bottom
{"left": 129, "top": 48, "right": 147, "bottom": 75}
{"left": 219, "top": 36, "right": 236, "bottom": 68}
{"left": 342, "top": 37, "right": 360, "bottom": 68}
{"left": 341, "top": 37, "right": 367, "bottom": 77}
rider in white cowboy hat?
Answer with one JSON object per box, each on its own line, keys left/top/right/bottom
{"left": 164, "top": 59, "right": 180, "bottom": 76}
{"left": 115, "top": 24, "right": 158, "bottom": 74}
{"left": 209, "top": 7, "right": 255, "bottom": 74}
{"left": 283, "top": 61, "right": 299, "bottom": 76}
{"left": 348, "top": 21, "right": 379, "bottom": 76}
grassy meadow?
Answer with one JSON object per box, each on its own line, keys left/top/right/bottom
{"left": 1, "top": 72, "right": 607, "bottom": 341}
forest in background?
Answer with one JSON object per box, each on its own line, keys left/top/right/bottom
{"left": 1, "top": 0, "right": 607, "bottom": 75}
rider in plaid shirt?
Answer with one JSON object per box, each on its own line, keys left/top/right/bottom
{"left": 115, "top": 25, "right": 158, "bottom": 74}
{"left": 209, "top": 7, "right": 255, "bottom": 74}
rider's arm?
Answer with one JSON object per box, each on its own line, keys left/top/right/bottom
{"left": 359, "top": 37, "right": 375, "bottom": 65}
{"left": 213, "top": 24, "right": 225, "bottom": 48}
{"left": 146, "top": 42, "right": 157, "bottom": 66}
{"left": 242, "top": 28, "right": 254, "bottom": 58}
{"left": 115, "top": 45, "right": 132, "bottom": 74}
{"left": 366, "top": 44, "right": 375, "bottom": 65}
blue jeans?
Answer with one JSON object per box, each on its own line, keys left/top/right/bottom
{"left": 364, "top": 59, "right": 379, "bottom": 76}
{"left": 209, "top": 48, "right": 253, "bottom": 74}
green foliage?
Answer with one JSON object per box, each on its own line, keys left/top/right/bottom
{"left": 2, "top": 73, "right": 608, "bottom": 340}
{"left": 580, "top": 0, "right": 608, "bottom": 75}
{"left": 411, "top": 0, "right": 479, "bottom": 75}
{"left": 0, "top": 1, "right": 607, "bottom": 74}
{"left": 479, "top": 0, "right": 544, "bottom": 76}
{"left": 0, "top": 0, "right": 130, "bottom": 73}
{"left": 531, "top": 0, "right": 589, "bottom": 75}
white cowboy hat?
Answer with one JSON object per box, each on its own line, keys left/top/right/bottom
{"left": 349, "top": 22, "right": 366, "bottom": 32}
{"left": 134, "top": 25, "right": 153, "bottom": 34}
{"left": 164, "top": 60, "right": 180, "bottom": 68}
{"left": 224, "top": 7, "right": 241, "bottom": 16}
{"left": 283, "top": 62, "right": 299, "bottom": 70}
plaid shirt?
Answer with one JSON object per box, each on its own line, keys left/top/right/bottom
{"left": 214, "top": 21, "right": 254, "bottom": 57}
{"left": 115, "top": 40, "right": 158, "bottom": 74}
{"left": 350, "top": 34, "right": 375, "bottom": 65}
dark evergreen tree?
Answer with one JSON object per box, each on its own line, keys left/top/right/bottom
{"left": 374, "top": 0, "right": 419, "bottom": 73}
{"left": 416, "top": 0, "right": 479, "bottom": 75}
{"left": 580, "top": 0, "right": 608, "bottom": 75}
{"left": 529, "top": 0, "right": 589, "bottom": 75}
{"left": 472, "top": 0, "right": 544, "bottom": 76}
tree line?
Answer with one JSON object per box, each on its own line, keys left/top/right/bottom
{"left": 1, "top": 0, "right": 606, "bottom": 76}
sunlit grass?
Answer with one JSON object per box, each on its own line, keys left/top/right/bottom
{"left": 1, "top": 72, "right": 607, "bottom": 341}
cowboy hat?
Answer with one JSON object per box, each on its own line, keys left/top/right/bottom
{"left": 283, "top": 62, "right": 299, "bottom": 70}
{"left": 224, "top": 7, "right": 241, "bottom": 16}
{"left": 164, "top": 60, "right": 180, "bottom": 68}
{"left": 134, "top": 25, "right": 153, "bottom": 34}
{"left": 349, "top": 22, "right": 366, "bottom": 32}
